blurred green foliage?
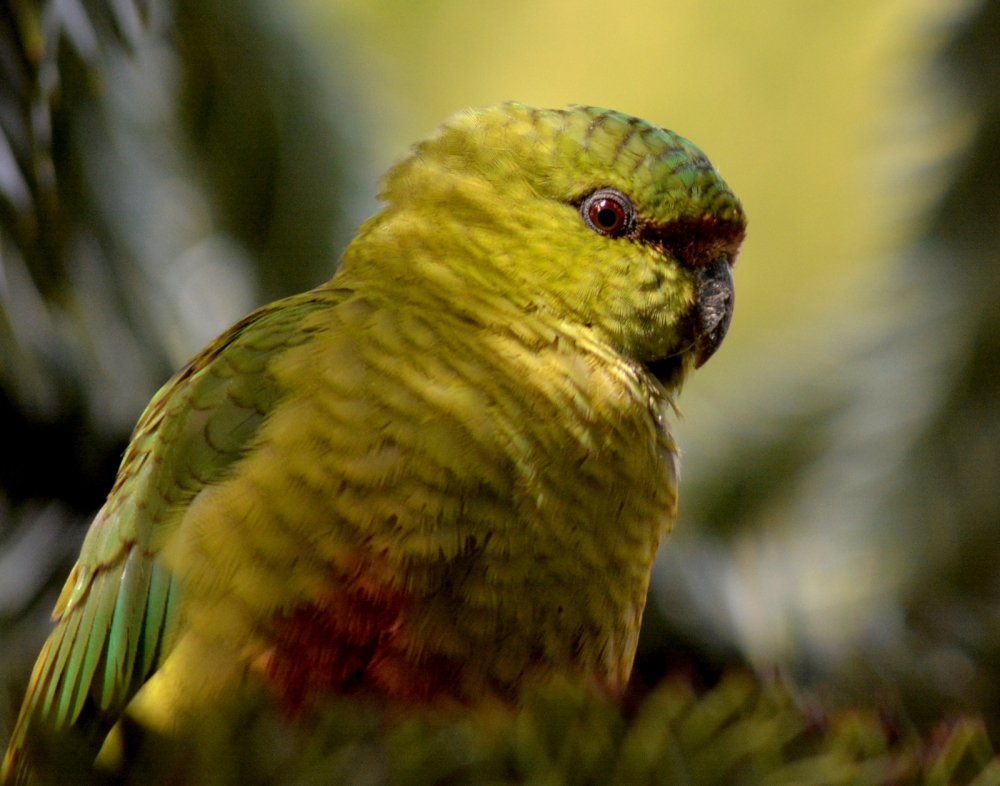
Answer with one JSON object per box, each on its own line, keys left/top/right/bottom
{"left": 0, "top": 0, "right": 364, "bottom": 505}
{"left": 16, "top": 672, "right": 1000, "bottom": 785}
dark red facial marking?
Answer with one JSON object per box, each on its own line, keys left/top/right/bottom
{"left": 581, "top": 188, "right": 635, "bottom": 237}
{"left": 639, "top": 215, "right": 746, "bottom": 268}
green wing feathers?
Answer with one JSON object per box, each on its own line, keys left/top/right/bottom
{"left": 2, "top": 293, "right": 340, "bottom": 784}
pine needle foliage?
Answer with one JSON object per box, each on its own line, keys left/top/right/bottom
{"left": 16, "top": 671, "right": 1000, "bottom": 786}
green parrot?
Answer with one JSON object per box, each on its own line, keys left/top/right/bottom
{"left": 2, "top": 102, "right": 745, "bottom": 783}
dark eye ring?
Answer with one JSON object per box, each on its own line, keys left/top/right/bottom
{"left": 580, "top": 188, "right": 635, "bottom": 237}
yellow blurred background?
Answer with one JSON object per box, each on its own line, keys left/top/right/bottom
{"left": 300, "top": 0, "right": 964, "bottom": 357}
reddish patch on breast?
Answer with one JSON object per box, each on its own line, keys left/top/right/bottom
{"left": 263, "top": 574, "right": 464, "bottom": 714}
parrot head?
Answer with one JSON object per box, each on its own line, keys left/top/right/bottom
{"left": 348, "top": 102, "right": 746, "bottom": 389}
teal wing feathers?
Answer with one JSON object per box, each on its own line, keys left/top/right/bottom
{"left": 2, "top": 291, "right": 343, "bottom": 784}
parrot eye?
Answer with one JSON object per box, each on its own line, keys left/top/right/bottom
{"left": 581, "top": 188, "right": 635, "bottom": 237}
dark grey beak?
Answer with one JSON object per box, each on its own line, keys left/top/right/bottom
{"left": 693, "top": 257, "right": 734, "bottom": 368}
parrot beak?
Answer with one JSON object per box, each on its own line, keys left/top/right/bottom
{"left": 643, "top": 254, "right": 736, "bottom": 388}
{"left": 693, "top": 257, "right": 734, "bottom": 368}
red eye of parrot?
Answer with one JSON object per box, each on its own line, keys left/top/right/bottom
{"left": 581, "top": 188, "right": 634, "bottom": 237}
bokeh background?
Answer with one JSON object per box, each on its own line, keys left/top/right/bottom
{"left": 2, "top": 0, "right": 1000, "bottom": 760}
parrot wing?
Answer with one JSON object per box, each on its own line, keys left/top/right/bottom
{"left": 2, "top": 289, "right": 345, "bottom": 781}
